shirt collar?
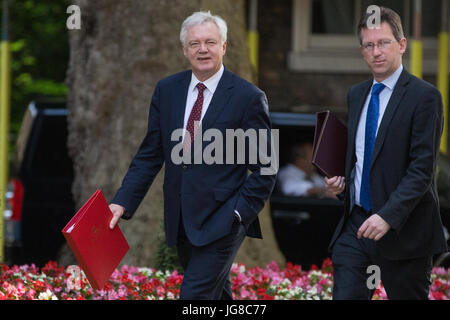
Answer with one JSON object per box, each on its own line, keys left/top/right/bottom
{"left": 190, "top": 64, "right": 224, "bottom": 94}
{"left": 372, "top": 64, "right": 403, "bottom": 91}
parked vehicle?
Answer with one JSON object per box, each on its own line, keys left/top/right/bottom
{"left": 269, "top": 112, "right": 344, "bottom": 268}
{"left": 4, "top": 100, "right": 75, "bottom": 267}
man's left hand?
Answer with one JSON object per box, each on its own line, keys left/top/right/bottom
{"left": 357, "top": 214, "right": 391, "bottom": 241}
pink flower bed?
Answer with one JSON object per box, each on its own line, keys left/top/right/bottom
{"left": 0, "top": 259, "right": 448, "bottom": 300}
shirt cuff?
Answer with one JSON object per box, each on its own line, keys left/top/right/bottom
{"left": 234, "top": 209, "right": 242, "bottom": 222}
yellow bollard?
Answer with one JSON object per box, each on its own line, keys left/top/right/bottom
{"left": 438, "top": 32, "right": 449, "bottom": 154}
{"left": 0, "top": 39, "right": 11, "bottom": 263}
{"left": 410, "top": 39, "right": 423, "bottom": 79}
{"left": 247, "top": 0, "right": 259, "bottom": 84}
{"left": 248, "top": 30, "right": 259, "bottom": 80}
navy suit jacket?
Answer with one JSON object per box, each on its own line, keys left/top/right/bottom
{"left": 112, "top": 67, "right": 277, "bottom": 247}
{"left": 329, "top": 69, "right": 448, "bottom": 260}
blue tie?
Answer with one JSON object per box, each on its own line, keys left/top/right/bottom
{"left": 360, "top": 83, "right": 385, "bottom": 212}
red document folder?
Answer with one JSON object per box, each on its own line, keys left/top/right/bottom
{"left": 311, "top": 110, "right": 348, "bottom": 178}
{"left": 62, "top": 190, "right": 129, "bottom": 290}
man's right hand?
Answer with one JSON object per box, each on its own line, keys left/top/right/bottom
{"left": 109, "top": 204, "right": 125, "bottom": 229}
{"left": 324, "top": 176, "right": 345, "bottom": 196}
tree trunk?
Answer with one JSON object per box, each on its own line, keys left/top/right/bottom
{"left": 61, "top": 0, "right": 284, "bottom": 269}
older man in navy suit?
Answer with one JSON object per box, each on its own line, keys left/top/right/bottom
{"left": 108, "top": 11, "right": 277, "bottom": 300}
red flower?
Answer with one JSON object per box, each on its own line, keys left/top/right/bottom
{"left": 33, "top": 280, "right": 45, "bottom": 291}
{"left": 42, "top": 261, "right": 64, "bottom": 277}
{"left": 1, "top": 264, "right": 10, "bottom": 273}
{"left": 433, "top": 279, "right": 443, "bottom": 288}
{"left": 431, "top": 291, "right": 445, "bottom": 300}
{"left": 321, "top": 258, "right": 333, "bottom": 273}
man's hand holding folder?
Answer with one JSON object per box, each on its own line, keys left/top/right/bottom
{"left": 324, "top": 176, "right": 345, "bottom": 196}
{"left": 109, "top": 204, "right": 125, "bottom": 229}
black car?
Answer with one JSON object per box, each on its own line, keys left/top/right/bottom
{"left": 4, "top": 100, "right": 75, "bottom": 266}
{"left": 269, "top": 112, "right": 344, "bottom": 268}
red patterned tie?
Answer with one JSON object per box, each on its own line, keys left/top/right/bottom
{"left": 184, "top": 82, "right": 207, "bottom": 151}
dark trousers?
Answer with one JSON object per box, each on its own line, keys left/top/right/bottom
{"left": 176, "top": 215, "right": 246, "bottom": 300}
{"left": 331, "top": 205, "right": 432, "bottom": 300}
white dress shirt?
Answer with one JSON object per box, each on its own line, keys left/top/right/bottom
{"left": 278, "top": 164, "right": 326, "bottom": 196}
{"left": 354, "top": 65, "right": 403, "bottom": 206}
{"left": 183, "top": 64, "right": 224, "bottom": 130}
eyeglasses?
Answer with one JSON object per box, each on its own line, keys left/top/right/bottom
{"left": 360, "top": 39, "right": 397, "bottom": 51}
{"left": 187, "top": 40, "right": 219, "bottom": 50}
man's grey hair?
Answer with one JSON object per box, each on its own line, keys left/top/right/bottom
{"left": 180, "top": 11, "right": 228, "bottom": 47}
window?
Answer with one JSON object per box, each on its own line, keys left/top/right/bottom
{"left": 312, "top": 0, "right": 357, "bottom": 35}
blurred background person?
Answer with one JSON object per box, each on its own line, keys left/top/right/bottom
{"left": 278, "top": 143, "right": 335, "bottom": 198}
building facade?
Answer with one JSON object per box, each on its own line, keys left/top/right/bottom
{"left": 257, "top": 0, "right": 449, "bottom": 116}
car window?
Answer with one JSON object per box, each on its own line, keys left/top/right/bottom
{"left": 22, "top": 114, "right": 73, "bottom": 178}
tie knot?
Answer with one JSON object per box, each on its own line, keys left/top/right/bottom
{"left": 371, "top": 83, "right": 385, "bottom": 97}
{"left": 196, "top": 82, "right": 206, "bottom": 93}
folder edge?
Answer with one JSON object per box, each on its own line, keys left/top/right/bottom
{"left": 312, "top": 111, "right": 332, "bottom": 177}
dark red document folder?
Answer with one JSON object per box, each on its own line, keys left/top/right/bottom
{"left": 311, "top": 111, "right": 348, "bottom": 178}
{"left": 62, "top": 190, "right": 129, "bottom": 290}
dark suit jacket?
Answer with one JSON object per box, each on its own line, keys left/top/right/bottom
{"left": 112, "top": 67, "right": 277, "bottom": 247}
{"left": 330, "top": 69, "right": 448, "bottom": 260}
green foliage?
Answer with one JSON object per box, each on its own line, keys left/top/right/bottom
{"left": 1, "top": 0, "right": 70, "bottom": 147}
{"left": 155, "top": 219, "right": 182, "bottom": 272}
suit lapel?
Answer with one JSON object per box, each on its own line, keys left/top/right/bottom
{"left": 346, "top": 80, "right": 372, "bottom": 176}
{"left": 201, "top": 67, "right": 234, "bottom": 131}
{"left": 174, "top": 71, "right": 192, "bottom": 131}
{"left": 371, "top": 69, "right": 410, "bottom": 167}
{"left": 349, "top": 81, "right": 372, "bottom": 143}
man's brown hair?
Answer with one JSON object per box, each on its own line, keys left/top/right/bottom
{"left": 357, "top": 6, "right": 405, "bottom": 44}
